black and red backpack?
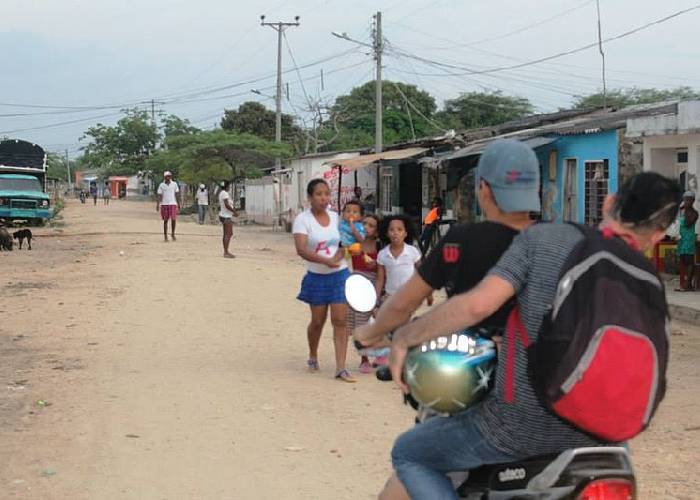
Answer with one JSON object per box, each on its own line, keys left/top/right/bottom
{"left": 506, "top": 224, "right": 669, "bottom": 442}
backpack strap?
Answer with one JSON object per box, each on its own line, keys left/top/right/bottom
{"left": 504, "top": 307, "right": 530, "bottom": 403}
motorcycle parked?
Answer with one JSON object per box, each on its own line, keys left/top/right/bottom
{"left": 344, "top": 273, "right": 636, "bottom": 500}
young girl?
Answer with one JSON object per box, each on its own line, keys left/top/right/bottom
{"left": 347, "top": 214, "right": 381, "bottom": 373}
{"left": 376, "top": 214, "right": 421, "bottom": 299}
{"left": 375, "top": 215, "right": 425, "bottom": 365}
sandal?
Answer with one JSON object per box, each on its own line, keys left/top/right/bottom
{"left": 359, "top": 360, "right": 373, "bottom": 374}
{"left": 335, "top": 369, "right": 356, "bottom": 383}
{"left": 307, "top": 359, "right": 320, "bottom": 372}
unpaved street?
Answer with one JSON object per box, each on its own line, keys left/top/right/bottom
{"left": 1, "top": 199, "right": 699, "bottom": 499}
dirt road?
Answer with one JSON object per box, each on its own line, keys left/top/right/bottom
{"left": 1, "top": 199, "right": 698, "bottom": 499}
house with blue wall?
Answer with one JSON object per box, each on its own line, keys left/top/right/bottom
{"left": 443, "top": 103, "right": 674, "bottom": 224}
{"left": 534, "top": 129, "right": 620, "bottom": 224}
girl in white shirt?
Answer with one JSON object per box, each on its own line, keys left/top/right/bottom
{"left": 292, "top": 179, "right": 355, "bottom": 383}
{"left": 376, "top": 214, "right": 422, "bottom": 299}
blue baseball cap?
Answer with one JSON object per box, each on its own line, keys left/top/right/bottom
{"left": 477, "top": 139, "right": 541, "bottom": 213}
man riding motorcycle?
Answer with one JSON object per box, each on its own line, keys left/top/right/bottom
{"left": 362, "top": 171, "right": 680, "bottom": 499}
{"left": 356, "top": 138, "right": 540, "bottom": 498}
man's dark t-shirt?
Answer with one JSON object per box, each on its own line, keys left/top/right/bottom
{"left": 417, "top": 221, "right": 519, "bottom": 330}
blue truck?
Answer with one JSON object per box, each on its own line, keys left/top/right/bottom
{"left": 0, "top": 139, "right": 53, "bottom": 224}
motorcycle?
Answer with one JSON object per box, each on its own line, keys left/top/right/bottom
{"left": 344, "top": 273, "right": 637, "bottom": 500}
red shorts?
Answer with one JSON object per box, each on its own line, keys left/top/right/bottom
{"left": 160, "top": 205, "right": 178, "bottom": 221}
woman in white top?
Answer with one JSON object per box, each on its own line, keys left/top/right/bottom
{"left": 292, "top": 179, "right": 354, "bottom": 382}
{"left": 218, "top": 180, "right": 237, "bottom": 259}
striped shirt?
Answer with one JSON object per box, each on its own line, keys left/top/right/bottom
{"left": 474, "top": 223, "right": 604, "bottom": 456}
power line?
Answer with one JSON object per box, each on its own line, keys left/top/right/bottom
{"left": 390, "top": 81, "right": 447, "bottom": 133}
{"left": 283, "top": 31, "right": 313, "bottom": 107}
{"left": 0, "top": 111, "right": 123, "bottom": 135}
{"left": 394, "top": 0, "right": 595, "bottom": 49}
{"left": 385, "top": 5, "right": 700, "bottom": 77}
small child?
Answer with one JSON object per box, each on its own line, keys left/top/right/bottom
{"left": 339, "top": 200, "right": 366, "bottom": 254}
{"left": 375, "top": 214, "right": 431, "bottom": 365}
{"left": 348, "top": 214, "right": 382, "bottom": 373}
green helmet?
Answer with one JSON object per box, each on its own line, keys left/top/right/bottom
{"left": 403, "top": 332, "right": 496, "bottom": 415}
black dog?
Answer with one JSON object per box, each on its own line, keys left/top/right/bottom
{"left": 13, "top": 229, "right": 32, "bottom": 250}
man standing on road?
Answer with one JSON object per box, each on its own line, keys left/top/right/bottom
{"left": 218, "top": 180, "right": 237, "bottom": 258}
{"left": 156, "top": 171, "right": 180, "bottom": 242}
{"left": 196, "top": 184, "right": 209, "bottom": 225}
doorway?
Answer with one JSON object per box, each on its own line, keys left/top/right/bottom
{"left": 563, "top": 158, "right": 578, "bottom": 222}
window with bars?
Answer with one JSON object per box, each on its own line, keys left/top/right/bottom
{"left": 584, "top": 160, "right": 609, "bottom": 226}
{"left": 380, "top": 166, "right": 393, "bottom": 213}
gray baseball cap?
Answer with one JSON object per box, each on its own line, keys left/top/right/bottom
{"left": 477, "top": 139, "right": 541, "bottom": 213}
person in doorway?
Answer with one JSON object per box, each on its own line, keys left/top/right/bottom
{"left": 676, "top": 190, "right": 698, "bottom": 291}
{"left": 156, "top": 171, "right": 180, "bottom": 242}
{"left": 419, "top": 197, "right": 443, "bottom": 256}
{"left": 103, "top": 181, "right": 111, "bottom": 205}
{"left": 293, "top": 179, "right": 354, "bottom": 382}
{"left": 218, "top": 180, "right": 237, "bottom": 258}
{"left": 197, "top": 184, "right": 209, "bottom": 225}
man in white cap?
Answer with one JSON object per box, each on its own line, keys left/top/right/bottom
{"left": 156, "top": 171, "right": 180, "bottom": 241}
{"left": 196, "top": 183, "right": 209, "bottom": 225}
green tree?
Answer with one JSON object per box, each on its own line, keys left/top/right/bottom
{"left": 437, "top": 91, "right": 534, "bottom": 129}
{"left": 220, "top": 101, "right": 301, "bottom": 144}
{"left": 46, "top": 152, "right": 72, "bottom": 182}
{"left": 80, "top": 108, "right": 159, "bottom": 175}
{"left": 331, "top": 80, "right": 439, "bottom": 147}
{"left": 145, "top": 130, "right": 291, "bottom": 186}
{"left": 573, "top": 86, "right": 700, "bottom": 109}
{"left": 161, "top": 114, "right": 200, "bottom": 140}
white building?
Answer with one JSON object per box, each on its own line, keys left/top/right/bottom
{"left": 627, "top": 100, "right": 700, "bottom": 231}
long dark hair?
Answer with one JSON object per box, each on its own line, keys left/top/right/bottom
{"left": 379, "top": 214, "right": 417, "bottom": 246}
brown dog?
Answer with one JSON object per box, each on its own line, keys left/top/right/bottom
{"left": 0, "top": 227, "right": 13, "bottom": 251}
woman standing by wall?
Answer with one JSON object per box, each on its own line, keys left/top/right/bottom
{"left": 293, "top": 179, "right": 354, "bottom": 382}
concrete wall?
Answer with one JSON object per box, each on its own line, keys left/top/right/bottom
{"left": 536, "top": 130, "right": 619, "bottom": 223}
{"left": 642, "top": 133, "right": 700, "bottom": 232}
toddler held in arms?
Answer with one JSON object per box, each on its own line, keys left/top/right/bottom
{"left": 339, "top": 200, "right": 366, "bottom": 257}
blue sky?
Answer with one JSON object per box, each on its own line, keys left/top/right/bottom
{"left": 2, "top": 0, "right": 700, "bottom": 156}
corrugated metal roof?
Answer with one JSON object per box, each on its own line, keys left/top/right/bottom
{"left": 322, "top": 147, "right": 429, "bottom": 171}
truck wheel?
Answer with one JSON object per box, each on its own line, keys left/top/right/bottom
{"left": 31, "top": 218, "right": 46, "bottom": 227}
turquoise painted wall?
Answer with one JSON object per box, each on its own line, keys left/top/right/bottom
{"left": 535, "top": 129, "right": 619, "bottom": 222}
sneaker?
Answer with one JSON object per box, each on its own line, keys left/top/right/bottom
{"left": 359, "top": 360, "right": 373, "bottom": 374}
{"left": 307, "top": 359, "right": 320, "bottom": 372}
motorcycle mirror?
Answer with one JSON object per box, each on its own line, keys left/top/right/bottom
{"left": 345, "top": 273, "right": 377, "bottom": 313}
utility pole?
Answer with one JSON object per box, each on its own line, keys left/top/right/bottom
{"left": 151, "top": 99, "right": 156, "bottom": 124}
{"left": 373, "top": 11, "right": 383, "bottom": 153}
{"left": 595, "top": 0, "right": 607, "bottom": 109}
{"left": 260, "top": 14, "right": 300, "bottom": 165}
{"left": 65, "top": 149, "right": 72, "bottom": 192}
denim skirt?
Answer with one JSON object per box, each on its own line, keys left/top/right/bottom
{"left": 297, "top": 268, "right": 350, "bottom": 306}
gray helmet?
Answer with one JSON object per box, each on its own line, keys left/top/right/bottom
{"left": 404, "top": 331, "right": 496, "bottom": 415}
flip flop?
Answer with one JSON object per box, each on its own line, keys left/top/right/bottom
{"left": 307, "top": 359, "right": 320, "bottom": 372}
{"left": 335, "top": 369, "right": 356, "bottom": 383}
